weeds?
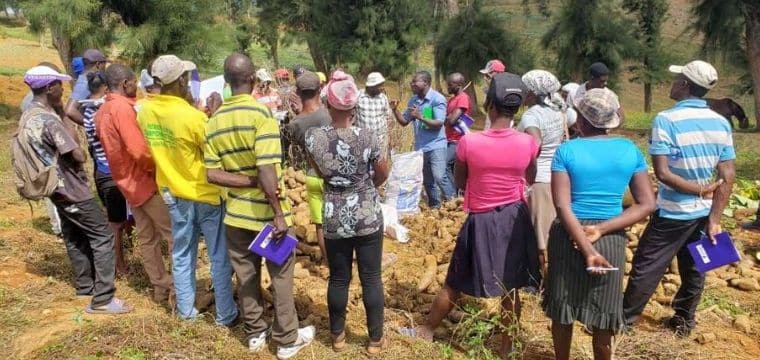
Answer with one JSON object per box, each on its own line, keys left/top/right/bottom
{"left": 699, "top": 289, "right": 747, "bottom": 317}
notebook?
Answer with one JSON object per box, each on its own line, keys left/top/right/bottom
{"left": 687, "top": 232, "right": 741, "bottom": 273}
{"left": 248, "top": 224, "right": 298, "bottom": 266}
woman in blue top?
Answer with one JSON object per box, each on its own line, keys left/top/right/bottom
{"left": 543, "top": 88, "right": 656, "bottom": 360}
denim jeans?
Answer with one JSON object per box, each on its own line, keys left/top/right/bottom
{"left": 161, "top": 189, "right": 238, "bottom": 325}
{"left": 445, "top": 142, "right": 458, "bottom": 194}
{"left": 423, "top": 146, "right": 455, "bottom": 208}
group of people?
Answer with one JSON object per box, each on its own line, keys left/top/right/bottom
{"left": 15, "top": 46, "right": 739, "bottom": 360}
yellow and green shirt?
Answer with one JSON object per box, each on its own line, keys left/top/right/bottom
{"left": 204, "top": 94, "right": 293, "bottom": 231}
{"left": 137, "top": 94, "right": 221, "bottom": 205}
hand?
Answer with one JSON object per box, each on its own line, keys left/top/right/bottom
{"left": 700, "top": 179, "right": 724, "bottom": 199}
{"left": 389, "top": 100, "right": 400, "bottom": 111}
{"left": 538, "top": 249, "right": 548, "bottom": 275}
{"left": 582, "top": 225, "right": 603, "bottom": 243}
{"left": 585, "top": 252, "right": 613, "bottom": 276}
{"left": 411, "top": 106, "right": 422, "bottom": 120}
{"left": 272, "top": 214, "right": 288, "bottom": 240}
{"left": 206, "top": 92, "right": 223, "bottom": 115}
{"left": 705, "top": 219, "right": 722, "bottom": 245}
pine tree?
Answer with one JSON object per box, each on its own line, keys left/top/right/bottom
{"left": 623, "top": 0, "right": 670, "bottom": 113}
{"left": 691, "top": 0, "right": 760, "bottom": 130}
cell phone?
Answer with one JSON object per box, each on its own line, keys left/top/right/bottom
{"left": 586, "top": 267, "right": 619, "bottom": 272}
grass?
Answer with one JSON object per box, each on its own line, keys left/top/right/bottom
{"left": 0, "top": 66, "right": 24, "bottom": 76}
{"left": 0, "top": 17, "right": 39, "bottom": 43}
{"left": 698, "top": 288, "right": 748, "bottom": 317}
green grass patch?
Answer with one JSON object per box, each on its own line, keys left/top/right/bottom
{"left": 0, "top": 286, "right": 31, "bottom": 356}
{"left": 699, "top": 288, "right": 748, "bottom": 316}
{"left": 0, "top": 66, "right": 25, "bottom": 76}
{"left": 0, "top": 17, "right": 39, "bottom": 43}
{"left": 625, "top": 111, "right": 656, "bottom": 130}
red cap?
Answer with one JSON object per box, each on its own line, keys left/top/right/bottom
{"left": 275, "top": 68, "right": 290, "bottom": 79}
{"left": 479, "top": 59, "right": 506, "bottom": 74}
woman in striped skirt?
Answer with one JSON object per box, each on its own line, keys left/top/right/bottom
{"left": 543, "top": 88, "right": 656, "bottom": 360}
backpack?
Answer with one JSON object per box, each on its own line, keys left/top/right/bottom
{"left": 11, "top": 106, "right": 60, "bottom": 201}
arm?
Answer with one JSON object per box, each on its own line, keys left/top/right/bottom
{"left": 418, "top": 98, "right": 446, "bottom": 129}
{"left": 391, "top": 100, "right": 412, "bottom": 126}
{"left": 372, "top": 158, "right": 390, "bottom": 187}
{"left": 706, "top": 160, "right": 735, "bottom": 242}
{"left": 64, "top": 99, "right": 84, "bottom": 126}
{"left": 445, "top": 108, "right": 463, "bottom": 127}
{"left": 525, "top": 156, "right": 537, "bottom": 186}
{"left": 206, "top": 168, "right": 258, "bottom": 188}
{"left": 552, "top": 171, "right": 613, "bottom": 274}
{"left": 652, "top": 155, "right": 718, "bottom": 196}
{"left": 524, "top": 127, "right": 542, "bottom": 147}
{"left": 258, "top": 164, "right": 288, "bottom": 239}
{"left": 586, "top": 171, "right": 656, "bottom": 238}
{"left": 454, "top": 159, "right": 467, "bottom": 191}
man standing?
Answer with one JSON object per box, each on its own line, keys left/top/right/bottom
{"left": 355, "top": 72, "right": 391, "bottom": 156}
{"left": 572, "top": 62, "right": 626, "bottom": 124}
{"left": 96, "top": 64, "right": 174, "bottom": 303}
{"left": 205, "top": 53, "right": 314, "bottom": 359}
{"left": 19, "top": 65, "right": 129, "bottom": 314}
{"left": 623, "top": 60, "right": 735, "bottom": 336}
{"left": 138, "top": 55, "right": 238, "bottom": 326}
{"left": 479, "top": 59, "right": 505, "bottom": 130}
{"left": 391, "top": 71, "right": 454, "bottom": 208}
{"left": 443, "top": 73, "right": 471, "bottom": 194}
{"left": 286, "top": 71, "right": 332, "bottom": 264}
{"left": 65, "top": 48, "right": 108, "bottom": 125}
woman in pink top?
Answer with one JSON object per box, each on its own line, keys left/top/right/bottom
{"left": 400, "top": 73, "right": 541, "bottom": 358}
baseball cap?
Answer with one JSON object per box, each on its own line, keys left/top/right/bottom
{"left": 256, "top": 68, "right": 273, "bottom": 83}
{"left": 24, "top": 65, "right": 72, "bottom": 89}
{"left": 293, "top": 65, "right": 307, "bottom": 78}
{"left": 275, "top": 68, "right": 290, "bottom": 80}
{"left": 366, "top": 72, "right": 386, "bottom": 87}
{"left": 151, "top": 55, "right": 197, "bottom": 85}
{"left": 82, "top": 49, "right": 108, "bottom": 63}
{"left": 296, "top": 71, "right": 321, "bottom": 91}
{"left": 486, "top": 72, "right": 526, "bottom": 108}
{"left": 669, "top": 60, "right": 718, "bottom": 90}
{"left": 576, "top": 88, "right": 621, "bottom": 129}
{"left": 479, "top": 59, "right": 506, "bottom": 74}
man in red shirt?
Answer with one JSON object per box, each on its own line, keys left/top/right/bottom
{"left": 96, "top": 64, "right": 174, "bottom": 303}
{"left": 444, "top": 73, "right": 471, "bottom": 195}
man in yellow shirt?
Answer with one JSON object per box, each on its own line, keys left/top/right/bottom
{"left": 205, "top": 53, "right": 314, "bottom": 360}
{"left": 137, "top": 55, "right": 237, "bottom": 326}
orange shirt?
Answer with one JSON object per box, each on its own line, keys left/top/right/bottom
{"left": 96, "top": 93, "right": 158, "bottom": 207}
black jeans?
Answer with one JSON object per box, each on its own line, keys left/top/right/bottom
{"left": 326, "top": 229, "right": 384, "bottom": 341}
{"left": 53, "top": 197, "right": 116, "bottom": 307}
{"left": 623, "top": 211, "right": 706, "bottom": 328}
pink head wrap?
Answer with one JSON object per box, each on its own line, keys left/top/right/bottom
{"left": 326, "top": 70, "right": 359, "bottom": 110}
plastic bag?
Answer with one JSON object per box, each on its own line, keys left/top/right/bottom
{"left": 384, "top": 151, "right": 424, "bottom": 216}
{"left": 380, "top": 203, "right": 409, "bottom": 243}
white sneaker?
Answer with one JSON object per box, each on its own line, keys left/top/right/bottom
{"left": 248, "top": 330, "right": 268, "bottom": 353}
{"left": 276, "top": 325, "right": 315, "bottom": 360}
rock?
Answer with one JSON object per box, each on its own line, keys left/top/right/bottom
{"left": 729, "top": 278, "right": 760, "bottom": 291}
{"left": 705, "top": 277, "right": 728, "bottom": 288}
{"left": 733, "top": 315, "right": 752, "bottom": 334}
{"left": 696, "top": 332, "right": 716, "bottom": 344}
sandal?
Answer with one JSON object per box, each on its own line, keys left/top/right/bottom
{"left": 367, "top": 337, "right": 388, "bottom": 355}
{"left": 397, "top": 326, "right": 433, "bottom": 342}
{"left": 332, "top": 331, "right": 347, "bottom": 352}
{"left": 85, "top": 297, "right": 132, "bottom": 315}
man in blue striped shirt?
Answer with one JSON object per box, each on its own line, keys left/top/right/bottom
{"left": 623, "top": 60, "right": 735, "bottom": 337}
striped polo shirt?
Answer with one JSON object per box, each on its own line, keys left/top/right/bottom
{"left": 204, "top": 94, "right": 293, "bottom": 232}
{"left": 649, "top": 98, "right": 735, "bottom": 220}
{"left": 82, "top": 102, "right": 111, "bottom": 174}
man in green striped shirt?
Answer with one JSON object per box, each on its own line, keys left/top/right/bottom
{"left": 205, "top": 53, "right": 314, "bottom": 359}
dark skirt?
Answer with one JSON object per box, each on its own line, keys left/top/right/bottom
{"left": 542, "top": 219, "right": 626, "bottom": 331}
{"left": 445, "top": 201, "right": 541, "bottom": 298}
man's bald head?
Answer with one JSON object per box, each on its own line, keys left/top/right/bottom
{"left": 448, "top": 72, "right": 465, "bottom": 85}
{"left": 224, "top": 53, "right": 255, "bottom": 91}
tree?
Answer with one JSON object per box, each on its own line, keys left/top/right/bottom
{"left": 540, "top": 0, "right": 635, "bottom": 86}
{"left": 22, "top": 0, "right": 116, "bottom": 75}
{"left": 623, "top": 0, "right": 670, "bottom": 113}
{"left": 691, "top": 0, "right": 760, "bottom": 130}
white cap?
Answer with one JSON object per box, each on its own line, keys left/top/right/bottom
{"left": 669, "top": 60, "right": 718, "bottom": 89}
{"left": 151, "top": 55, "right": 197, "bottom": 85}
{"left": 365, "top": 72, "right": 386, "bottom": 87}
{"left": 24, "top": 66, "right": 72, "bottom": 89}
{"left": 256, "top": 68, "right": 273, "bottom": 83}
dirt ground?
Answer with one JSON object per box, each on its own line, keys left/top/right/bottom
{"left": 1, "top": 21, "right": 760, "bottom": 360}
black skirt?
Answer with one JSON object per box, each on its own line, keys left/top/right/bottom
{"left": 542, "top": 219, "right": 626, "bottom": 331}
{"left": 445, "top": 201, "right": 541, "bottom": 298}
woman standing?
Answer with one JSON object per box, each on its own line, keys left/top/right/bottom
{"left": 400, "top": 73, "right": 541, "bottom": 359}
{"left": 519, "top": 70, "right": 574, "bottom": 271}
{"left": 81, "top": 71, "right": 130, "bottom": 275}
{"left": 543, "top": 88, "right": 655, "bottom": 360}
{"left": 305, "top": 71, "right": 390, "bottom": 355}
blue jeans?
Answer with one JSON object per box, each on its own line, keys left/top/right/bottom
{"left": 423, "top": 147, "right": 455, "bottom": 208}
{"left": 445, "top": 142, "right": 458, "bottom": 194}
{"left": 162, "top": 189, "right": 238, "bottom": 325}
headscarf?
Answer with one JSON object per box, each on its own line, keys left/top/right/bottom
{"left": 562, "top": 82, "right": 580, "bottom": 105}
{"left": 521, "top": 70, "right": 565, "bottom": 111}
{"left": 325, "top": 70, "right": 358, "bottom": 110}
{"left": 139, "top": 69, "right": 154, "bottom": 90}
